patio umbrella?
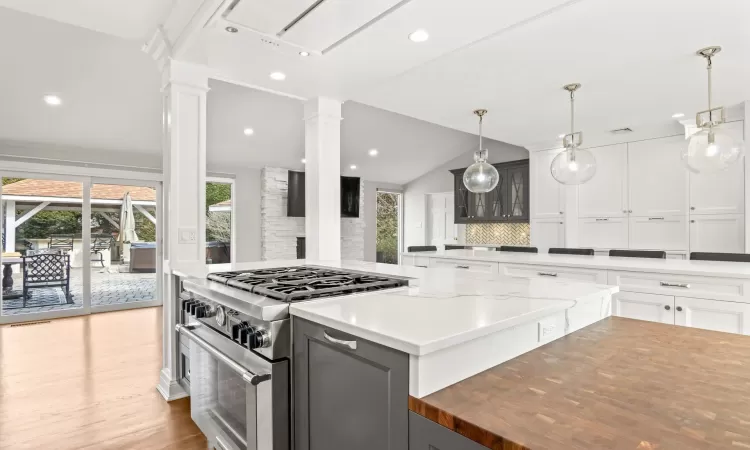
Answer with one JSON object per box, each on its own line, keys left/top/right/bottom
{"left": 119, "top": 192, "right": 138, "bottom": 244}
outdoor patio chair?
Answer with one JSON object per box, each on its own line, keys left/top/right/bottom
{"left": 21, "top": 253, "right": 72, "bottom": 307}
{"left": 48, "top": 234, "right": 74, "bottom": 254}
{"left": 91, "top": 235, "right": 112, "bottom": 267}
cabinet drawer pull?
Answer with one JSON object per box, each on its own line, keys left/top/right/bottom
{"left": 648, "top": 217, "right": 665, "bottom": 220}
{"left": 455, "top": 265, "right": 470, "bottom": 269}
{"left": 538, "top": 272, "right": 558, "bottom": 277}
{"left": 595, "top": 218, "right": 609, "bottom": 221}
{"left": 415, "top": 265, "right": 428, "bottom": 268}
{"left": 323, "top": 331, "right": 357, "bottom": 350}
{"left": 660, "top": 281, "right": 690, "bottom": 288}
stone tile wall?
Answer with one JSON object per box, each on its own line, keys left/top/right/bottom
{"left": 261, "top": 167, "right": 364, "bottom": 261}
{"left": 465, "top": 222, "right": 531, "bottom": 246}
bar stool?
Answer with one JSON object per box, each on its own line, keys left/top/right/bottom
{"left": 549, "top": 248, "right": 595, "bottom": 256}
{"left": 609, "top": 249, "right": 666, "bottom": 259}
{"left": 690, "top": 252, "right": 750, "bottom": 262}
{"left": 407, "top": 246, "right": 437, "bottom": 252}
{"left": 500, "top": 246, "right": 538, "bottom": 253}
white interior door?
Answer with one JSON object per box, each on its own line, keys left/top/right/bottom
{"left": 427, "top": 193, "right": 457, "bottom": 248}
{"left": 577, "top": 144, "right": 628, "bottom": 218}
{"left": 628, "top": 135, "right": 688, "bottom": 216}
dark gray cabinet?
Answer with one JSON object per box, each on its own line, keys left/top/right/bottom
{"left": 451, "top": 159, "right": 529, "bottom": 224}
{"left": 293, "top": 317, "right": 409, "bottom": 450}
{"left": 409, "top": 412, "right": 487, "bottom": 450}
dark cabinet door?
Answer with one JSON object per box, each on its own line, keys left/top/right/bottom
{"left": 294, "top": 318, "right": 409, "bottom": 450}
{"left": 409, "top": 412, "right": 488, "bottom": 450}
{"left": 506, "top": 163, "right": 530, "bottom": 222}
{"left": 453, "top": 172, "right": 470, "bottom": 223}
{"left": 485, "top": 167, "right": 508, "bottom": 221}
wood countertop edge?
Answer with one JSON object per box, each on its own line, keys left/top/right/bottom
{"left": 409, "top": 396, "right": 531, "bottom": 450}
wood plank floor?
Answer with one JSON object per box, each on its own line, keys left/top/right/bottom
{"left": 0, "top": 307, "right": 207, "bottom": 449}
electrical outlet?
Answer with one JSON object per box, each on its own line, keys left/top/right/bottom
{"left": 178, "top": 227, "right": 197, "bottom": 244}
{"left": 538, "top": 317, "right": 558, "bottom": 342}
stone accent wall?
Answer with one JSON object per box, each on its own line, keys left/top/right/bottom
{"left": 261, "top": 167, "right": 365, "bottom": 261}
{"left": 465, "top": 222, "right": 531, "bottom": 246}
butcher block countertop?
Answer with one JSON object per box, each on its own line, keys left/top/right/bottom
{"left": 409, "top": 317, "right": 750, "bottom": 450}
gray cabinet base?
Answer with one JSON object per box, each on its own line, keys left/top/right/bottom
{"left": 409, "top": 412, "right": 488, "bottom": 450}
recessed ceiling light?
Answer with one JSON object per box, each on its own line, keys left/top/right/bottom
{"left": 350, "top": 164, "right": 357, "bottom": 170}
{"left": 243, "top": 128, "right": 254, "bottom": 136}
{"left": 299, "top": 51, "right": 310, "bottom": 57}
{"left": 368, "top": 149, "right": 378, "bottom": 156}
{"left": 225, "top": 26, "right": 238, "bottom": 33}
{"left": 270, "top": 72, "right": 286, "bottom": 81}
{"left": 672, "top": 113, "right": 685, "bottom": 118}
{"left": 301, "top": 158, "right": 306, "bottom": 164}
{"left": 44, "top": 95, "right": 62, "bottom": 106}
{"left": 408, "top": 29, "right": 429, "bottom": 42}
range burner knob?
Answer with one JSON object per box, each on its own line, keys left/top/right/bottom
{"left": 182, "top": 299, "right": 196, "bottom": 313}
{"left": 247, "top": 328, "right": 271, "bottom": 350}
{"left": 194, "top": 304, "right": 209, "bottom": 318}
{"left": 232, "top": 322, "right": 253, "bottom": 343}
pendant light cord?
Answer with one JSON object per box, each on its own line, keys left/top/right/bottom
{"left": 570, "top": 89, "right": 575, "bottom": 139}
{"left": 706, "top": 54, "right": 713, "bottom": 124}
{"left": 478, "top": 113, "right": 483, "bottom": 151}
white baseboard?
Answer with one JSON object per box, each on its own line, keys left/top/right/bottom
{"left": 156, "top": 368, "right": 188, "bottom": 401}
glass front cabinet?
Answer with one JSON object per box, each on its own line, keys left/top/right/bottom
{"left": 451, "top": 159, "right": 529, "bottom": 224}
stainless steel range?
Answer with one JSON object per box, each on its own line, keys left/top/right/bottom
{"left": 177, "top": 265, "right": 410, "bottom": 450}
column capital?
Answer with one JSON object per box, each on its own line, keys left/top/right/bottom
{"left": 161, "top": 59, "right": 211, "bottom": 93}
{"left": 304, "top": 97, "right": 343, "bottom": 122}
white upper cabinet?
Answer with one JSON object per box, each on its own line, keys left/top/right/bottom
{"left": 531, "top": 149, "right": 565, "bottom": 219}
{"left": 578, "top": 144, "right": 628, "bottom": 218}
{"left": 689, "top": 214, "right": 745, "bottom": 253}
{"left": 629, "top": 215, "right": 688, "bottom": 251}
{"left": 531, "top": 218, "right": 564, "bottom": 252}
{"left": 627, "top": 135, "right": 688, "bottom": 217}
{"left": 578, "top": 217, "right": 628, "bottom": 249}
{"left": 689, "top": 121, "right": 745, "bottom": 215}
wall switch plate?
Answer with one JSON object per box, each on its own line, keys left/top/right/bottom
{"left": 416, "top": 222, "right": 423, "bottom": 228}
{"left": 178, "top": 227, "right": 197, "bottom": 244}
{"left": 538, "top": 317, "right": 558, "bottom": 342}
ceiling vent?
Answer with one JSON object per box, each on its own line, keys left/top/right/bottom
{"left": 609, "top": 127, "right": 634, "bottom": 135}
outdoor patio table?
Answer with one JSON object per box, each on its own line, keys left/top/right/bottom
{"left": 1, "top": 257, "right": 23, "bottom": 299}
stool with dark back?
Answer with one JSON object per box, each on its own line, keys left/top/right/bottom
{"left": 21, "top": 253, "right": 71, "bottom": 307}
{"left": 48, "top": 234, "right": 74, "bottom": 254}
{"left": 500, "top": 246, "right": 538, "bottom": 253}
{"left": 690, "top": 252, "right": 750, "bottom": 262}
{"left": 609, "top": 249, "right": 666, "bottom": 259}
{"left": 91, "top": 235, "right": 113, "bottom": 268}
{"left": 407, "top": 246, "right": 437, "bottom": 252}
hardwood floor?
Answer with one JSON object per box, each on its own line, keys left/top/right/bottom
{"left": 0, "top": 307, "right": 206, "bottom": 449}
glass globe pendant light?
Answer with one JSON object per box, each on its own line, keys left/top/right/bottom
{"left": 682, "top": 46, "right": 744, "bottom": 173}
{"left": 463, "top": 109, "right": 500, "bottom": 193}
{"left": 551, "top": 83, "right": 596, "bottom": 185}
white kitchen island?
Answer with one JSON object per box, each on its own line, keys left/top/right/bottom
{"left": 287, "top": 260, "right": 616, "bottom": 397}
{"left": 402, "top": 249, "right": 750, "bottom": 335}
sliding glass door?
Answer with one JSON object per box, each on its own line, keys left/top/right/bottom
{"left": 0, "top": 172, "right": 161, "bottom": 324}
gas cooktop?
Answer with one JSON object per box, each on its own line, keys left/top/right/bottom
{"left": 207, "top": 266, "right": 410, "bottom": 303}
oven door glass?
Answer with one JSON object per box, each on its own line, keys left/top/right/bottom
{"left": 189, "top": 333, "right": 256, "bottom": 450}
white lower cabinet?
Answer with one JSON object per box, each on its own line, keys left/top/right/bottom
{"left": 613, "top": 291, "right": 675, "bottom": 325}
{"left": 531, "top": 219, "right": 564, "bottom": 252}
{"left": 628, "top": 215, "right": 687, "bottom": 251}
{"left": 674, "top": 297, "right": 750, "bottom": 335}
{"left": 689, "top": 214, "right": 745, "bottom": 253}
{"left": 578, "top": 218, "right": 629, "bottom": 249}
{"left": 430, "top": 258, "right": 498, "bottom": 274}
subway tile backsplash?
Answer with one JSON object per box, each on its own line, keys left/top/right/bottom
{"left": 466, "top": 223, "right": 531, "bottom": 246}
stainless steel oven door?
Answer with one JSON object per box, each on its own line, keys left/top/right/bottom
{"left": 177, "top": 324, "right": 289, "bottom": 450}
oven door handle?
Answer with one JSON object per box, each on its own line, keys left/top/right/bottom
{"left": 176, "top": 324, "right": 271, "bottom": 386}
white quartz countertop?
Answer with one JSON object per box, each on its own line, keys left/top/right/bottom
{"left": 285, "top": 261, "right": 617, "bottom": 356}
{"left": 174, "top": 259, "right": 617, "bottom": 356}
{"left": 403, "top": 249, "right": 750, "bottom": 278}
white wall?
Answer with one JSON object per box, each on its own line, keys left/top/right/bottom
{"left": 403, "top": 141, "right": 529, "bottom": 250}
{"left": 233, "top": 168, "right": 262, "bottom": 262}
{"left": 363, "top": 181, "right": 403, "bottom": 262}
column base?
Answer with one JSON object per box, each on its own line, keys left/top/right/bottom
{"left": 156, "top": 368, "right": 188, "bottom": 402}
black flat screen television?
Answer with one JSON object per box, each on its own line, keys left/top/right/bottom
{"left": 340, "top": 176, "right": 360, "bottom": 218}
{"left": 286, "top": 172, "right": 360, "bottom": 218}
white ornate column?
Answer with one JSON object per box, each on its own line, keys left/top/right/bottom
{"left": 157, "top": 59, "right": 209, "bottom": 401}
{"left": 304, "top": 97, "right": 342, "bottom": 261}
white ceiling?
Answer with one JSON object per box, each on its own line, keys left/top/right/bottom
{"left": 188, "top": 0, "right": 750, "bottom": 148}
{"left": 0, "top": 0, "right": 174, "bottom": 40}
{"left": 0, "top": 7, "right": 163, "bottom": 155}
{"left": 207, "top": 79, "right": 521, "bottom": 184}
